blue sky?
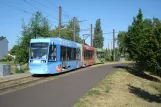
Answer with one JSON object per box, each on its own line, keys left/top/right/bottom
{"left": 0, "top": 0, "right": 161, "bottom": 50}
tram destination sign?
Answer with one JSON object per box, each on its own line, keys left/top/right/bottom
{"left": 31, "top": 43, "right": 48, "bottom": 48}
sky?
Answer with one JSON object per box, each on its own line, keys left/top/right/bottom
{"left": 0, "top": 0, "right": 161, "bottom": 50}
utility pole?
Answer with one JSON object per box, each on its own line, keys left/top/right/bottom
{"left": 113, "top": 29, "right": 115, "bottom": 61}
{"left": 111, "top": 41, "right": 113, "bottom": 56}
{"left": 108, "top": 42, "right": 110, "bottom": 50}
{"left": 35, "top": 28, "right": 37, "bottom": 38}
{"left": 58, "top": 6, "right": 62, "bottom": 37}
{"left": 73, "top": 17, "right": 76, "bottom": 41}
{"left": 90, "top": 24, "right": 93, "bottom": 46}
{"left": 108, "top": 42, "right": 110, "bottom": 56}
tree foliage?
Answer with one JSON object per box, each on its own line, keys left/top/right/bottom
{"left": 10, "top": 45, "right": 19, "bottom": 55}
{"left": 50, "top": 18, "right": 81, "bottom": 43}
{"left": 117, "top": 31, "right": 127, "bottom": 56}
{"left": 14, "top": 11, "right": 51, "bottom": 64}
{"left": 119, "top": 9, "right": 161, "bottom": 76}
{"left": 93, "top": 19, "right": 104, "bottom": 48}
{"left": 104, "top": 48, "right": 111, "bottom": 61}
{"left": 11, "top": 12, "right": 82, "bottom": 64}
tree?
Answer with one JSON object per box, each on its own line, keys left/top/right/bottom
{"left": 15, "top": 11, "right": 51, "bottom": 64}
{"left": 93, "top": 19, "right": 104, "bottom": 48}
{"left": 120, "top": 9, "right": 161, "bottom": 76}
{"left": 50, "top": 18, "right": 81, "bottom": 43}
{"left": 144, "top": 18, "right": 161, "bottom": 75}
{"left": 104, "top": 48, "right": 111, "bottom": 61}
{"left": 117, "top": 31, "right": 128, "bottom": 56}
{"left": 10, "top": 45, "right": 19, "bottom": 55}
{"left": 124, "top": 9, "right": 144, "bottom": 64}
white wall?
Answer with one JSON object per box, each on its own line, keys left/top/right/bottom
{"left": 0, "top": 39, "right": 8, "bottom": 59}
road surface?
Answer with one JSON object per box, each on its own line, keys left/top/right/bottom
{"left": 0, "top": 63, "right": 128, "bottom": 107}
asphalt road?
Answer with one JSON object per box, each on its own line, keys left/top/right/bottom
{"left": 0, "top": 63, "right": 128, "bottom": 107}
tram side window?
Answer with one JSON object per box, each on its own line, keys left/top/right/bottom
{"left": 102, "top": 52, "right": 104, "bottom": 58}
{"left": 67, "top": 47, "right": 72, "bottom": 60}
{"left": 97, "top": 52, "right": 99, "bottom": 58}
{"left": 48, "top": 45, "right": 56, "bottom": 62}
{"left": 84, "top": 51, "right": 87, "bottom": 59}
{"left": 97, "top": 52, "right": 100, "bottom": 58}
{"left": 71, "top": 48, "right": 74, "bottom": 60}
{"left": 61, "top": 46, "right": 66, "bottom": 61}
{"left": 88, "top": 51, "right": 90, "bottom": 59}
{"left": 88, "top": 51, "right": 91, "bottom": 59}
{"left": 90, "top": 51, "right": 92, "bottom": 58}
{"left": 72, "top": 48, "right": 76, "bottom": 60}
{"left": 91, "top": 51, "right": 93, "bottom": 58}
{"left": 74, "top": 48, "right": 76, "bottom": 60}
{"left": 86, "top": 51, "right": 89, "bottom": 59}
{"left": 100, "top": 52, "right": 102, "bottom": 58}
{"left": 86, "top": 51, "right": 88, "bottom": 59}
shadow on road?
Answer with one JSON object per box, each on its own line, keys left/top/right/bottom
{"left": 113, "top": 64, "right": 161, "bottom": 83}
{"left": 128, "top": 84, "right": 161, "bottom": 103}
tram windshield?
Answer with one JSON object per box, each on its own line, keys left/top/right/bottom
{"left": 30, "top": 43, "right": 49, "bottom": 59}
{"left": 97, "top": 52, "right": 104, "bottom": 58}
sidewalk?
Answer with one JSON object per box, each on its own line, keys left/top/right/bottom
{"left": 0, "top": 72, "right": 32, "bottom": 83}
{"left": 0, "top": 61, "right": 132, "bottom": 83}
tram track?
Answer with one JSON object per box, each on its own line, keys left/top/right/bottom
{"left": 0, "top": 62, "right": 132, "bottom": 95}
{"left": 0, "top": 76, "right": 32, "bottom": 88}
{"left": 0, "top": 76, "right": 46, "bottom": 95}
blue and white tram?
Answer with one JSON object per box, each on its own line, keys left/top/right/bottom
{"left": 29, "top": 37, "right": 82, "bottom": 74}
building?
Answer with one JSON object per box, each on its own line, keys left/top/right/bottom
{"left": 0, "top": 36, "right": 8, "bottom": 59}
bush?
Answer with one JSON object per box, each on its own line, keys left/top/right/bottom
{"left": 15, "top": 68, "right": 25, "bottom": 73}
{"left": 1, "top": 55, "right": 14, "bottom": 62}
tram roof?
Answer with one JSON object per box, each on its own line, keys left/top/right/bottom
{"left": 95, "top": 48, "right": 105, "bottom": 52}
{"left": 84, "top": 45, "right": 95, "bottom": 51}
{"left": 30, "top": 37, "right": 81, "bottom": 48}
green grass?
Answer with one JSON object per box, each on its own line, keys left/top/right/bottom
{"left": 0, "top": 61, "right": 15, "bottom": 65}
{"left": 105, "top": 87, "right": 111, "bottom": 93}
{"left": 15, "top": 68, "right": 25, "bottom": 73}
{"left": 74, "top": 68, "right": 161, "bottom": 107}
{"left": 152, "top": 83, "right": 161, "bottom": 94}
{"left": 88, "top": 90, "right": 101, "bottom": 95}
{"left": 0, "top": 61, "right": 28, "bottom": 74}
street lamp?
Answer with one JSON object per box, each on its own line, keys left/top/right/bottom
{"left": 59, "top": 27, "right": 67, "bottom": 37}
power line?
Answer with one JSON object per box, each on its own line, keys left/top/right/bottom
{"left": 30, "top": 0, "right": 57, "bottom": 12}
{"left": 47, "top": 0, "right": 69, "bottom": 17}
{"left": 46, "top": 0, "right": 58, "bottom": 8}
{"left": 46, "top": 0, "right": 71, "bottom": 19}
{"left": 23, "top": 0, "right": 58, "bottom": 21}
{"left": 104, "top": 39, "right": 113, "bottom": 40}
{"left": 80, "top": 28, "right": 90, "bottom": 31}
{"left": 5, "top": 4, "right": 32, "bottom": 15}
{"left": 103, "top": 32, "right": 119, "bottom": 34}
{"left": 62, "top": 9, "right": 70, "bottom": 19}
{"left": 46, "top": 0, "right": 85, "bottom": 26}
{"left": 4, "top": 3, "right": 57, "bottom": 24}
